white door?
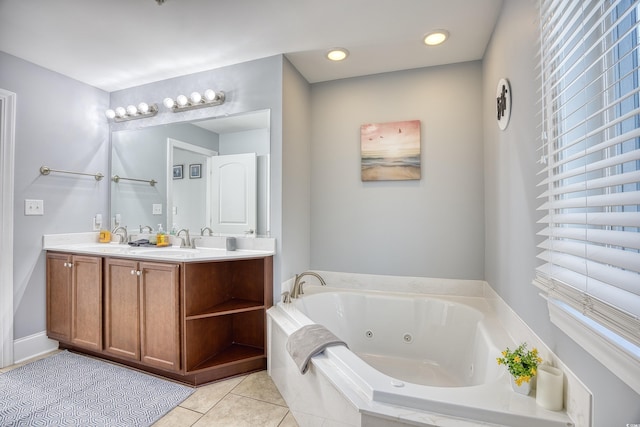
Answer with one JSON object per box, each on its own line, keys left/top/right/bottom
{"left": 211, "top": 153, "right": 257, "bottom": 235}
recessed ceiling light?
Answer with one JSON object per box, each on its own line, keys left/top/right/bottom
{"left": 326, "top": 48, "right": 349, "bottom": 61}
{"left": 423, "top": 30, "right": 449, "bottom": 46}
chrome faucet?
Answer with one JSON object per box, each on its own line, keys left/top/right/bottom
{"left": 200, "top": 226, "right": 213, "bottom": 236}
{"left": 176, "top": 228, "right": 191, "bottom": 248}
{"left": 112, "top": 226, "right": 128, "bottom": 244}
{"left": 290, "top": 271, "right": 327, "bottom": 299}
{"left": 139, "top": 224, "right": 153, "bottom": 234}
{"left": 190, "top": 236, "right": 201, "bottom": 249}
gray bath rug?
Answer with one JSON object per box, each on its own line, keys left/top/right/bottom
{"left": 0, "top": 350, "right": 194, "bottom": 426}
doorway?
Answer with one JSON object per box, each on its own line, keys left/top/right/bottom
{"left": 0, "top": 88, "right": 16, "bottom": 368}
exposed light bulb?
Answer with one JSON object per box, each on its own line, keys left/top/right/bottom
{"left": 126, "top": 105, "right": 138, "bottom": 116}
{"left": 105, "top": 109, "right": 116, "bottom": 119}
{"left": 115, "top": 107, "right": 127, "bottom": 118}
{"left": 163, "top": 97, "right": 175, "bottom": 109}
{"left": 138, "top": 102, "right": 149, "bottom": 113}
{"left": 204, "top": 89, "right": 216, "bottom": 101}
{"left": 190, "top": 92, "right": 202, "bottom": 104}
{"left": 176, "top": 95, "right": 188, "bottom": 107}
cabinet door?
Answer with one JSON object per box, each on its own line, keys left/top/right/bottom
{"left": 104, "top": 258, "right": 140, "bottom": 361}
{"left": 70, "top": 255, "right": 102, "bottom": 351}
{"left": 46, "top": 253, "right": 72, "bottom": 342}
{"left": 140, "top": 262, "right": 181, "bottom": 372}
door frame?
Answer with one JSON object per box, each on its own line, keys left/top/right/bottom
{"left": 0, "top": 88, "right": 16, "bottom": 368}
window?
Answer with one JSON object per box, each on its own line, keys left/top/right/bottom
{"left": 536, "top": 0, "right": 640, "bottom": 393}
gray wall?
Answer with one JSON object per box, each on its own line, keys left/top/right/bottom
{"left": 482, "top": 0, "right": 640, "bottom": 425}
{"left": 0, "top": 51, "right": 109, "bottom": 339}
{"left": 309, "top": 62, "right": 485, "bottom": 279}
{"left": 281, "top": 58, "right": 312, "bottom": 292}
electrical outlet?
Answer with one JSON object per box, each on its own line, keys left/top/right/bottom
{"left": 153, "top": 204, "right": 162, "bottom": 215}
{"left": 25, "top": 199, "right": 44, "bottom": 216}
{"left": 93, "top": 214, "right": 102, "bottom": 231}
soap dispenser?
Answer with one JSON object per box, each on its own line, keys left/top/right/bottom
{"left": 156, "top": 224, "right": 169, "bottom": 247}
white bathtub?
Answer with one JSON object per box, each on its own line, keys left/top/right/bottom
{"left": 268, "top": 281, "right": 575, "bottom": 427}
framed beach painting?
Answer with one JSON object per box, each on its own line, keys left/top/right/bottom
{"left": 360, "top": 120, "right": 421, "bottom": 181}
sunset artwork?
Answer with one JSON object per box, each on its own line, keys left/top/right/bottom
{"left": 360, "top": 120, "right": 421, "bottom": 181}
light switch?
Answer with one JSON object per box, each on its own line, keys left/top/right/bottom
{"left": 152, "top": 204, "right": 162, "bottom": 215}
{"left": 25, "top": 199, "right": 44, "bottom": 216}
{"left": 93, "top": 214, "right": 102, "bottom": 231}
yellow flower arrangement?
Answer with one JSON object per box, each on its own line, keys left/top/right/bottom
{"left": 496, "top": 343, "right": 542, "bottom": 386}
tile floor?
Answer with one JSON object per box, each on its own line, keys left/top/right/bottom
{"left": 1, "top": 351, "right": 299, "bottom": 427}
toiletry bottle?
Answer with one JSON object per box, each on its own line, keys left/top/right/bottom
{"left": 99, "top": 229, "right": 111, "bottom": 243}
{"left": 156, "top": 224, "right": 169, "bottom": 247}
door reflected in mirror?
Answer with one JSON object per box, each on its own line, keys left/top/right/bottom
{"left": 110, "top": 109, "right": 270, "bottom": 237}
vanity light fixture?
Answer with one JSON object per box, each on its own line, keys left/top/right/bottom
{"left": 105, "top": 102, "right": 158, "bottom": 122}
{"left": 163, "top": 89, "right": 225, "bottom": 112}
{"left": 423, "top": 30, "right": 449, "bottom": 46}
{"left": 326, "top": 48, "right": 349, "bottom": 61}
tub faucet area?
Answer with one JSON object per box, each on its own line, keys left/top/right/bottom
{"left": 290, "top": 271, "right": 327, "bottom": 299}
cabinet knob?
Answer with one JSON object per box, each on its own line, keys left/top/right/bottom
{"left": 131, "top": 269, "right": 136, "bottom": 275}
{"left": 64, "top": 262, "right": 73, "bottom": 268}
{"left": 136, "top": 270, "right": 142, "bottom": 276}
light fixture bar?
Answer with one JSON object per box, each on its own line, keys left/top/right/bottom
{"left": 163, "top": 90, "right": 225, "bottom": 113}
{"left": 105, "top": 103, "right": 158, "bottom": 122}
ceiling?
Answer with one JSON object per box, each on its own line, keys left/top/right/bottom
{"left": 0, "top": 0, "right": 503, "bottom": 93}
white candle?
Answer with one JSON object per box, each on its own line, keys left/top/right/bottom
{"left": 536, "top": 365, "right": 564, "bottom": 411}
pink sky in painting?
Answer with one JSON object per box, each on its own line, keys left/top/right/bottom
{"left": 361, "top": 120, "right": 420, "bottom": 158}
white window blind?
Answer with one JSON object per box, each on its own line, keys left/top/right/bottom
{"left": 536, "top": 0, "right": 640, "bottom": 356}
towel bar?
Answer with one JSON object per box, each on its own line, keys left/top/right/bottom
{"left": 40, "top": 166, "right": 104, "bottom": 181}
{"left": 112, "top": 174, "right": 157, "bottom": 186}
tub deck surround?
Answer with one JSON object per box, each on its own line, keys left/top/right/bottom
{"left": 269, "top": 272, "right": 587, "bottom": 427}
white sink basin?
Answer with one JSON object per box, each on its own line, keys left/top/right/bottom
{"left": 77, "top": 244, "right": 130, "bottom": 254}
{"left": 128, "top": 247, "right": 200, "bottom": 258}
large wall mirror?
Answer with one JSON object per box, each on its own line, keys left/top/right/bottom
{"left": 110, "top": 109, "right": 270, "bottom": 237}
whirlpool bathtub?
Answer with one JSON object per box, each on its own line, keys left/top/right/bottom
{"left": 267, "top": 275, "right": 574, "bottom": 427}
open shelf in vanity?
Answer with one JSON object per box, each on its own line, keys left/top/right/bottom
{"left": 182, "top": 258, "right": 272, "bottom": 376}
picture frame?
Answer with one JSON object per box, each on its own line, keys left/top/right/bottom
{"left": 189, "top": 163, "right": 202, "bottom": 179}
{"left": 360, "top": 119, "right": 421, "bottom": 181}
{"left": 173, "top": 164, "right": 183, "bottom": 180}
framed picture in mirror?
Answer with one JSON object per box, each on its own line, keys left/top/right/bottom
{"left": 173, "top": 165, "right": 183, "bottom": 179}
{"left": 189, "top": 164, "right": 202, "bottom": 179}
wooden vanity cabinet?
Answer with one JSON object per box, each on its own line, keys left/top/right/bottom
{"left": 104, "top": 258, "right": 180, "bottom": 372}
{"left": 46, "top": 252, "right": 102, "bottom": 352}
{"left": 46, "top": 250, "right": 273, "bottom": 385}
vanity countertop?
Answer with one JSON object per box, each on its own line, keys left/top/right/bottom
{"left": 43, "top": 232, "right": 275, "bottom": 262}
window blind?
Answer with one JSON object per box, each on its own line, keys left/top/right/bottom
{"left": 536, "top": 0, "right": 640, "bottom": 348}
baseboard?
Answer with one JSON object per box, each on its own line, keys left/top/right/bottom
{"left": 13, "top": 331, "right": 58, "bottom": 364}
